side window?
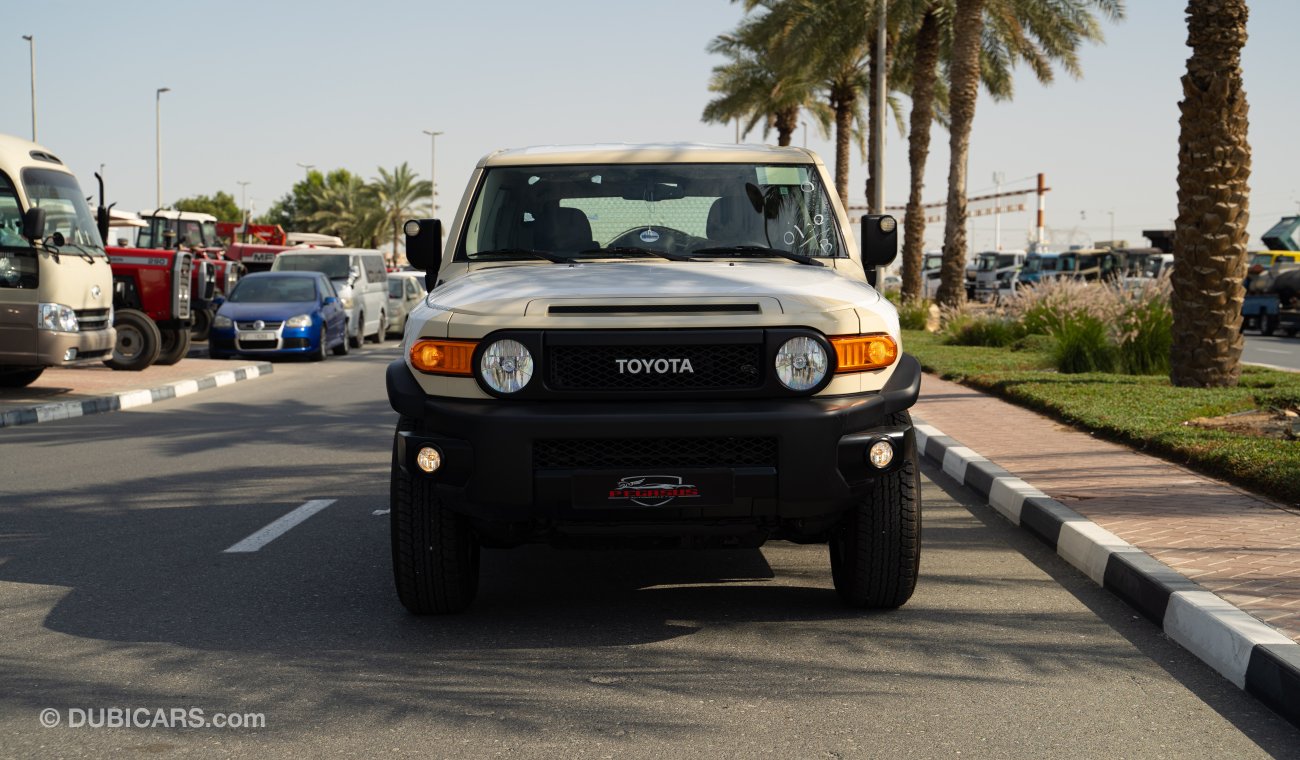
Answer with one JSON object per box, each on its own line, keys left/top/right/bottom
{"left": 365, "top": 254, "right": 385, "bottom": 282}
{"left": 0, "top": 172, "right": 32, "bottom": 250}
{"left": 0, "top": 173, "right": 38, "bottom": 289}
{"left": 407, "top": 279, "right": 421, "bottom": 298}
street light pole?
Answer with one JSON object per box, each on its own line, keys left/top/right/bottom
{"left": 21, "top": 35, "right": 36, "bottom": 141}
{"left": 296, "top": 162, "right": 316, "bottom": 178}
{"left": 155, "top": 87, "right": 170, "bottom": 209}
{"left": 422, "top": 130, "right": 443, "bottom": 215}
{"left": 801, "top": 120, "right": 808, "bottom": 149}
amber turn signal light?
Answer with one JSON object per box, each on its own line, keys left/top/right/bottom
{"left": 830, "top": 334, "right": 898, "bottom": 373}
{"left": 409, "top": 339, "right": 477, "bottom": 376}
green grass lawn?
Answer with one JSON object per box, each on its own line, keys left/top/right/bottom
{"left": 903, "top": 329, "right": 1300, "bottom": 507}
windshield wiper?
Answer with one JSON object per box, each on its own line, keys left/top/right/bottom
{"left": 689, "top": 245, "right": 825, "bottom": 267}
{"left": 577, "top": 246, "right": 696, "bottom": 262}
{"left": 471, "top": 248, "right": 573, "bottom": 263}
{"left": 62, "top": 241, "right": 101, "bottom": 263}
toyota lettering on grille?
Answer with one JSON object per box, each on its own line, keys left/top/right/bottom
{"left": 614, "top": 358, "right": 695, "bottom": 374}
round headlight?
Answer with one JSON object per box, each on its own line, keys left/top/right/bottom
{"left": 480, "top": 339, "right": 534, "bottom": 393}
{"left": 775, "top": 336, "right": 828, "bottom": 391}
{"left": 403, "top": 219, "right": 422, "bottom": 237}
{"left": 878, "top": 216, "right": 897, "bottom": 234}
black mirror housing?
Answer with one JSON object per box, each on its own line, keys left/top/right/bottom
{"left": 22, "top": 207, "right": 46, "bottom": 242}
{"left": 404, "top": 218, "right": 442, "bottom": 284}
{"left": 860, "top": 214, "right": 898, "bottom": 268}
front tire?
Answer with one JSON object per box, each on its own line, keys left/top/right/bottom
{"left": 332, "top": 321, "right": 350, "bottom": 356}
{"left": 190, "top": 307, "right": 213, "bottom": 342}
{"left": 0, "top": 366, "right": 44, "bottom": 387}
{"left": 309, "top": 326, "right": 328, "bottom": 362}
{"left": 1263, "top": 315, "right": 1278, "bottom": 337}
{"left": 391, "top": 418, "right": 480, "bottom": 614}
{"left": 105, "top": 309, "right": 162, "bottom": 371}
{"left": 349, "top": 312, "right": 364, "bottom": 348}
{"left": 829, "top": 411, "right": 922, "bottom": 609}
{"left": 155, "top": 328, "right": 192, "bottom": 366}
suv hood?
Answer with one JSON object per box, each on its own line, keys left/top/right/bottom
{"left": 431, "top": 261, "right": 880, "bottom": 316}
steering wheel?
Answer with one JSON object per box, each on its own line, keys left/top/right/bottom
{"left": 606, "top": 225, "right": 700, "bottom": 252}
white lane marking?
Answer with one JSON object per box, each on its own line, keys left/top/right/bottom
{"left": 372, "top": 509, "right": 390, "bottom": 516}
{"left": 1256, "top": 348, "right": 1290, "bottom": 355}
{"left": 223, "top": 499, "right": 337, "bottom": 553}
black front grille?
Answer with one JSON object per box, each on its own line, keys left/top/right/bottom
{"left": 548, "top": 343, "right": 763, "bottom": 391}
{"left": 238, "top": 339, "right": 277, "bottom": 350}
{"left": 534, "top": 437, "right": 777, "bottom": 469}
{"left": 237, "top": 320, "right": 283, "bottom": 330}
{"left": 75, "top": 308, "right": 112, "bottom": 332}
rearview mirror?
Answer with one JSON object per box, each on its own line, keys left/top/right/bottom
{"left": 22, "top": 207, "right": 46, "bottom": 242}
{"left": 860, "top": 215, "right": 898, "bottom": 268}
{"left": 323, "top": 295, "right": 337, "bottom": 305}
{"left": 403, "top": 218, "right": 442, "bottom": 287}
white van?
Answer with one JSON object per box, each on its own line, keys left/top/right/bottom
{"left": 271, "top": 248, "right": 388, "bottom": 346}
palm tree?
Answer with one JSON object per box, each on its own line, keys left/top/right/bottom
{"left": 934, "top": 0, "right": 1124, "bottom": 308}
{"left": 1169, "top": 0, "right": 1250, "bottom": 387}
{"left": 371, "top": 163, "right": 432, "bottom": 265}
{"left": 743, "top": 0, "right": 878, "bottom": 207}
{"left": 899, "top": 3, "right": 944, "bottom": 302}
{"left": 703, "top": 38, "right": 801, "bottom": 145}
{"left": 306, "top": 171, "right": 383, "bottom": 249}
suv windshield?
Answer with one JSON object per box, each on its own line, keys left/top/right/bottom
{"left": 21, "top": 168, "right": 104, "bottom": 253}
{"left": 460, "top": 163, "right": 844, "bottom": 261}
{"left": 229, "top": 276, "right": 318, "bottom": 303}
{"left": 275, "top": 254, "right": 351, "bottom": 279}
{"left": 975, "top": 253, "right": 1013, "bottom": 272}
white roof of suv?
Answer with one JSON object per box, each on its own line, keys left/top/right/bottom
{"left": 480, "top": 143, "right": 818, "bottom": 168}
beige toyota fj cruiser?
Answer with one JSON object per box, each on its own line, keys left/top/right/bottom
{"left": 387, "top": 144, "right": 920, "bottom": 614}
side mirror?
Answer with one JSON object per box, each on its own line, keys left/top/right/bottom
{"left": 860, "top": 215, "right": 898, "bottom": 268}
{"left": 403, "top": 218, "right": 442, "bottom": 286}
{"left": 22, "top": 207, "right": 46, "bottom": 242}
{"left": 323, "top": 296, "right": 337, "bottom": 305}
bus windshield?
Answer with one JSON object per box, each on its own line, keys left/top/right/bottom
{"left": 21, "top": 168, "right": 104, "bottom": 253}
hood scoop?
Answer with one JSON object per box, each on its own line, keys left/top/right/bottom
{"left": 548, "top": 303, "right": 762, "bottom": 316}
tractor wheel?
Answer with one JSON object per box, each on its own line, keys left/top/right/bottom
{"left": 105, "top": 309, "right": 162, "bottom": 371}
{"left": 156, "top": 328, "right": 192, "bottom": 365}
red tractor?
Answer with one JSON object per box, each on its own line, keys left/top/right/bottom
{"left": 103, "top": 246, "right": 207, "bottom": 369}
{"left": 136, "top": 210, "right": 244, "bottom": 341}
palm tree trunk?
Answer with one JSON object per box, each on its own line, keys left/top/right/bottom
{"left": 902, "top": 7, "right": 941, "bottom": 303}
{"left": 1170, "top": 0, "right": 1251, "bottom": 388}
{"left": 775, "top": 106, "right": 799, "bottom": 147}
{"left": 936, "top": 0, "right": 987, "bottom": 309}
{"left": 832, "top": 83, "right": 855, "bottom": 209}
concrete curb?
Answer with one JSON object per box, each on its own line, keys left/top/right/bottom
{"left": 0, "top": 363, "right": 274, "bottom": 429}
{"left": 913, "top": 415, "right": 1300, "bottom": 729}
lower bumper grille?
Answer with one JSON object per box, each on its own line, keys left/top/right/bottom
{"left": 534, "top": 437, "right": 777, "bottom": 470}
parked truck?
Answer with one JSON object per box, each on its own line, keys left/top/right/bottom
{"left": 0, "top": 134, "right": 116, "bottom": 387}
{"left": 971, "top": 250, "right": 1026, "bottom": 301}
{"left": 1244, "top": 262, "right": 1300, "bottom": 337}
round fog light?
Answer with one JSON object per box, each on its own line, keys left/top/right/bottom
{"left": 416, "top": 446, "right": 443, "bottom": 473}
{"left": 868, "top": 440, "right": 894, "bottom": 469}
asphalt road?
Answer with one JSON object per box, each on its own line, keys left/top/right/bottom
{"left": 2, "top": 344, "right": 1298, "bottom": 757}
{"left": 1244, "top": 332, "right": 1300, "bottom": 371}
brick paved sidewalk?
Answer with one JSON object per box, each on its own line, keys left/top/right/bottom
{"left": 914, "top": 373, "right": 1300, "bottom": 643}
{"left": 0, "top": 358, "right": 263, "bottom": 416}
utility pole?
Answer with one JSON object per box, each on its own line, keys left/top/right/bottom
{"left": 237, "top": 180, "right": 251, "bottom": 225}
{"left": 993, "top": 172, "right": 1004, "bottom": 250}
{"left": 155, "top": 87, "right": 170, "bottom": 209}
{"left": 870, "top": 2, "right": 887, "bottom": 283}
{"left": 21, "top": 35, "right": 36, "bottom": 141}
{"left": 422, "top": 130, "right": 443, "bottom": 215}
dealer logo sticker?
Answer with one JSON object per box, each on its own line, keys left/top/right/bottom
{"left": 609, "top": 475, "right": 699, "bottom": 507}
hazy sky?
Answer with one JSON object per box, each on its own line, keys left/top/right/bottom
{"left": 5, "top": 0, "right": 1296, "bottom": 253}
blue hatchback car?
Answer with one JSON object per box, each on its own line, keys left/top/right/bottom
{"left": 209, "top": 271, "right": 349, "bottom": 360}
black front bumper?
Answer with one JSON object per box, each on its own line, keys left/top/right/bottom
{"left": 386, "top": 354, "right": 921, "bottom": 540}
